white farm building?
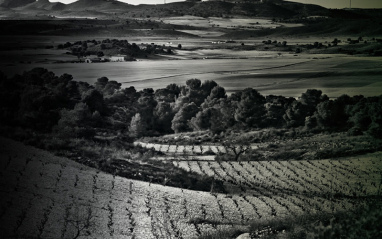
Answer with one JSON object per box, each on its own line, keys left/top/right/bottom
{"left": 110, "top": 55, "right": 126, "bottom": 62}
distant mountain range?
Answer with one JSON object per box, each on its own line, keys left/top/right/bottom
{"left": 16, "top": 0, "right": 66, "bottom": 11}
{"left": 0, "top": 0, "right": 35, "bottom": 8}
{"left": 0, "top": 0, "right": 376, "bottom": 19}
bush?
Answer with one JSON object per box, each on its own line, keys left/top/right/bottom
{"left": 311, "top": 204, "right": 382, "bottom": 239}
{"left": 368, "top": 123, "right": 382, "bottom": 139}
{"left": 41, "top": 137, "right": 70, "bottom": 150}
{"left": 268, "top": 150, "right": 306, "bottom": 161}
{"left": 203, "top": 150, "right": 216, "bottom": 155}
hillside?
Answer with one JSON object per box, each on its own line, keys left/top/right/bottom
{"left": 17, "top": 0, "right": 66, "bottom": 11}
{"left": 64, "top": 0, "right": 132, "bottom": 12}
{"left": 1, "top": 134, "right": 381, "bottom": 238}
{"left": 0, "top": 137, "right": 233, "bottom": 238}
{"left": 222, "top": 17, "right": 382, "bottom": 38}
{"left": 1, "top": 0, "right": 379, "bottom": 20}
{"left": 0, "top": 0, "right": 34, "bottom": 8}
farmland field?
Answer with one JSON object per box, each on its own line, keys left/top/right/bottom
{"left": 1, "top": 137, "right": 381, "bottom": 238}
{"left": 159, "top": 16, "right": 303, "bottom": 30}
{"left": 2, "top": 52, "right": 382, "bottom": 97}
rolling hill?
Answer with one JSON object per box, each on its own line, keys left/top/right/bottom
{"left": 63, "top": 0, "right": 132, "bottom": 12}
{"left": 0, "top": 0, "right": 375, "bottom": 19}
{"left": 17, "top": 0, "right": 66, "bottom": 11}
{"left": 0, "top": 0, "right": 34, "bottom": 8}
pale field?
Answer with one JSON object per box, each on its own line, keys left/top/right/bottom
{"left": 159, "top": 16, "right": 300, "bottom": 30}
{"left": 177, "top": 30, "right": 226, "bottom": 37}
{"left": 1, "top": 137, "right": 381, "bottom": 238}
{"left": 2, "top": 52, "right": 382, "bottom": 97}
{"left": 1, "top": 33, "right": 382, "bottom": 98}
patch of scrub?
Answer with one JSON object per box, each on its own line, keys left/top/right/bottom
{"left": 177, "top": 30, "right": 226, "bottom": 37}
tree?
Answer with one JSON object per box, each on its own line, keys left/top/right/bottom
{"left": 367, "top": 122, "right": 382, "bottom": 139}
{"left": 55, "top": 102, "right": 96, "bottom": 139}
{"left": 234, "top": 88, "right": 266, "bottom": 128}
{"left": 171, "top": 103, "right": 199, "bottom": 133}
{"left": 186, "top": 78, "right": 201, "bottom": 90}
{"left": 202, "top": 85, "right": 227, "bottom": 109}
{"left": 81, "top": 89, "right": 107, "bottom": 115}
{"left": 97, "top": 51, "right": 104, "bottom": 57}
{"left": 347, "top": 98, "right": 371, "bottom": 132}
{"left": 366, "top": 97, "right": 382, "bottom": 138}
{"left": 217, "top": 98, "right": 237, "bottom": 129}
{"left": 313, "top": 96, "right": 352, "bottom": 130}
{"left": 155, "top": 88, "right": 177, "bottom": 103}
{"left": 201, "top": 80, "right": 218, "bottom": 97}
{"left": 129, "top": 113, "right": 147, "bottom": 138}
{"left": 103, "top": 81, "right": 121, "bottom": 97}
{"left": 222, "top": 135, "right": 252, "bottom": 161}
{"left": 345, "top": 96, "right": 382, "bottom": 137}
{"left": 94, "top": 76, "right": 109, "bottom": 91}
{"left": 190, "top": 108, "right": 215, "bottom": 131}
{"left": 166, "top": 83, "right": 181, "bottom": 96}
{"left": 154, "top": 102, "right": 175, "bottom": 133}
{"left": 17, "top": 86, "right": 62, "bottom": 131}
{"left": 136, "top": 91, "right": 157, "bottom": 131}
{"left": 81, "top": 41, "right": 88, "bottom": 49}
{"left": 190, "top": 107, "right": 226, "bottom": 134}
{"left": 283, "top": 101, "right": 306, "bottom": 127}
{"left": 300, "top": 89, "right": 328, "bottom": 115}
{"left": 264, "top": 95, "right": 293, "bottom": 127}
{"left": 284, "top": 89, "right": 327, "bottom": 127}
{"left": 172, "top": 95, "right": 191, "bottom": 112}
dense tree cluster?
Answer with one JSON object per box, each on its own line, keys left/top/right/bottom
{"left": 59, "top": 38, "right": 173, "bottom": 59}
{"left": 0, "top": 68, "right": 381, "bottom": 141}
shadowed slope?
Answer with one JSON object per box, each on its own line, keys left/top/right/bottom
{"left": 17, "top": 0, "right": 66, "bottom": 11}
{"left": 0, "top": 0, "right": 34, "bottom": 8}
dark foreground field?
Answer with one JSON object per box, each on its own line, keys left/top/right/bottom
{"left": 1, "top": 136, "right": 381, "bottom": 239}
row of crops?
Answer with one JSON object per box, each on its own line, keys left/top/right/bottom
{"left": 173, "top": 157, "right": 381, "bottom": 197}
{"left": 134, "top": 142, "right": 260, "bottom": 155}
{"left": 1, "top": 138, "right": 381, "bottom": 238}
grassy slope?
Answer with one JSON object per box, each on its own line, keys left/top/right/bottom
{"left": 0, "top": 137, "right": 243, "bottom": 238}
{"left": 222, "top": 18, "right": 382, "bottom": 39}
{"left": 2, "top": 134, "right": 381, "bottom": 238}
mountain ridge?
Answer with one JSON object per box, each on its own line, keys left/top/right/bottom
{"left": 0, "top": 0, "right": 35, "bottom": 8}
{"left": 0, "top": 0, "right": 373, "bottom": 20}
{"left": 64, "top": 0, "right": 132, "bottom": 11}
{"left": 17, "top": 0, "right": 66, "bottom": 11}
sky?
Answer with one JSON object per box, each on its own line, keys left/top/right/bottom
{"left": 49, "top": 0, "right": 382, "bottom": 9}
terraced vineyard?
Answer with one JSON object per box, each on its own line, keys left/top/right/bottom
{"left": 1, "top": 138, "right": 381, "bottom": 238}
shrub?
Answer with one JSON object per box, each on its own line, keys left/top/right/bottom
{"left": 268, "top": 150, "right": 306, "bottom": 161}
{"left": 311, "top": 204, "right": 382, "bottom": 239}
{"left": 203, "top": 150, "right": 216, "bottom": 155}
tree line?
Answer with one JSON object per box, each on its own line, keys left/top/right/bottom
{"left": 0, "top": 68, "right": 381, "bottom": 141}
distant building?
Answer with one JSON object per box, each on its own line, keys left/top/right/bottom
{"left": 110, "top": 55, "right": 126, "bottom": 62}
{"left": 85, "top": 55, "right": 135, "bottom": 63}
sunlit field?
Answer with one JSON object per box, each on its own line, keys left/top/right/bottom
{"left": 3, "top": 54, "right": 381, "bottom": 97}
